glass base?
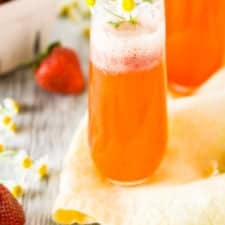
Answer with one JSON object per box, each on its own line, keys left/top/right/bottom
{"left": 169, "top": 82, "right": 196, "bottom": 97}
{"left": 107, "top": 177, "right": 149, "bottom": 187}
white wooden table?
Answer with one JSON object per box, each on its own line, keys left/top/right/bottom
{"left": 0, "top": 19, "right": 88, "bottom": 225}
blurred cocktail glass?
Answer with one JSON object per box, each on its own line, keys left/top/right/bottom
{"left": 166, "top": 0, "right": 225, "bottom": 94}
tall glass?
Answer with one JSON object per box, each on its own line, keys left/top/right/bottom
{"left": 166, "top": 0, "right": 225, "bottom": 94}
{"left": 88, "top": 0, "right": 167, "bottom": 184}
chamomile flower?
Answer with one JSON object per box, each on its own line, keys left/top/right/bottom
{"left": 3, "top": 98, "right": 20, "bottom": 115}
{"left": 1, "top": 115, "right": 12, "bottom": 126}
{"left": 0, "top": 143, "right": 4, "bottom": 153}
{"left": 22, "top": 156, "right": 33, "bottom": 169}
{"left": 11, "top": 184, "right": 24, "bottom": 198}
{"left": 16, "top": 150, "right": 33, "bottom": 170}
{"left": 7, "top": 121, "right": 17, "bottom": 133}
{"left": 35, "top": 155, "right": 49, "bottom": 179}
{"left": 59, "top": 0, "right": 81, "bottom": 20}
{"left": 38, "top": 164, "right": 48, "bottom": 179}
{"left": 0, "top": 99, "right": 19, "bottom": 134}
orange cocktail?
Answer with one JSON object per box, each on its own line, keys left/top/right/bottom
{"left": 166, "top": 0, "right": 225, "bottom": 93}
{"left": 89, "top": 1, "right": 167, "bottom": 183}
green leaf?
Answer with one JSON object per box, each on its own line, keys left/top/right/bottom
{"left": 32, "top": 41, "right": 61, "bottom": 70}
{"left": 129, "top": 16, "right": 138, "bottom": 25}
{"left": 108, "top": 21, "right": 122, "bottom": 28}
{"left": 143, "top": 0, "right": 154, "bottom": 3}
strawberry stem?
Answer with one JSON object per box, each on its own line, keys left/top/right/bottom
{"left": 28, "top": 41, "right": 61, "bottom": 70}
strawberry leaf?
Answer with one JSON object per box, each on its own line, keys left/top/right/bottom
{"left": 32, "top": 42, "right": 61, "bottom": 70}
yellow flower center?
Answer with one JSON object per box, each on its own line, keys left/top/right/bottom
{"left": 12, "top": 101, "right": 20, "bottom": 114}
{"left": 2, "top": 115, "right": 12, "bottom": 126}
{"left": 85, "top": 0, "right": 95, "bottom": 7}
{"left": 3, "top": 98, "right": 20, "bottom": 114}
{"left": 121, "top": 0, "right": 135, "bottom": 12}
{"left": 22, "top": 156, "right": 33, "bottom": 169}
{"left": 11, "top": 185, "right": 24, "bottom": 198}
{"left": 38, "top": 164, "right": 48, "bottom": 178}
{"left": 7, "top": 122, "right": 17, "bottom": 133}
{"left": 0, "top": 143, "right": 4, "bottom": 153}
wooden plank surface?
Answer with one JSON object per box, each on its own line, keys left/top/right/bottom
{"left": 0, "top": 19, "right": 88, "bottom": 225}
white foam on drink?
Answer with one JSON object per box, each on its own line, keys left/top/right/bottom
{"left": 90, "top": 0, "right": 165, "bottom": 73}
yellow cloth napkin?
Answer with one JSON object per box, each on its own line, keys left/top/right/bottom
{"left": 53, "top": 68, "right": 225, "bottom": 225}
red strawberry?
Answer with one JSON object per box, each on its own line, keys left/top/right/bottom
{"left": 0, "top": 184, "right": 25, "bottom": 225}
{"left": 35, "top": 43, "right": 85, "bottom": 94}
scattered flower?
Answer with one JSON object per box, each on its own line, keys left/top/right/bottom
{"left": 59, "top": 1, "right": 90, "bottom": 20}
{"left": 7, "top": 121, "right": 17, "bottom": 133}
{"left": 0, "top": 98, "right": 49, "bottom": 200}
{"left": 59, "top": 0, "right": 80, "bottom": 20}
{"left": 21, "top": 156, "right": 33, "bottom": 170}
{"left": 2, "top": 115, "right": 12, "bottom": 126}
{"left": 0, "top": 143, "right": 4, "bottom": 153}
{"left": 15, "top": 151, "right": 33, "bottom": 170}
{"left": 35, "top": 155, "right": 49, "bottom": 179}
{"left": 11, "top": 184, "right": 24, "bottom": 198}
{"left": 0, "top": 98, "right": 20, "bottom": 134}
{"left": 38, "top": 164, "right": 49, "bottom": 179}
{"left": 1, "top": 147, "right": 50, "bottom": 199}
{"left": 58, "top": 0, "right": 91, "bottom": 41}
{"left": 3, "top": 98, "right": 20, "bottom": 115}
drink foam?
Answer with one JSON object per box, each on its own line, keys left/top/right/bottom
{"left": 90, "top": 0, "right": 165, "bottom": 73}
